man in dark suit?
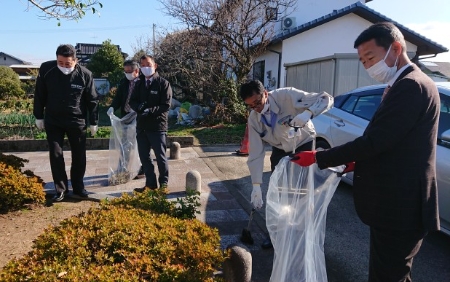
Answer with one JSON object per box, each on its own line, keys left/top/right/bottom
{"left": 108, "top": 59, "right": 145, "bottom": 179}
{"left": 109, "top": 60, "right": 140, "bottom": 118}
{"left": 291, "top": 22, "right": 440, "bottom": 282}
{"left": 129, "top": 55, "right": 172, "bottom": 191}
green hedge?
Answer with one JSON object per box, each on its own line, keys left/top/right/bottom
{"left": 0, "top": 190, "right": 227, "bottom": 281}
{"left": 0, "top": 153, "right": 46, "bottom": 212}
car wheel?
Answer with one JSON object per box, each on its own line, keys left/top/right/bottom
{"left": 315, "top": 139, "right": 331, "bottom": 151}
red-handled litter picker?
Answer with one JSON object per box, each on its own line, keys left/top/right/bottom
{"left": 240, "top": 208, "right": 256, "bottom": 244}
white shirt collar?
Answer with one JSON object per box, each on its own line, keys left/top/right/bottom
{"left": 387, "top": 63, "right": 413, "bottom": 86}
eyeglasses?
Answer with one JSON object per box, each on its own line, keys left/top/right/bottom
{"left": 247, "top": 94, "right": 264, "bottom": 109}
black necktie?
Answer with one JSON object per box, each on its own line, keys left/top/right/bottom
{"left": 146, "top": 79, "right": 151, "bottom": 88}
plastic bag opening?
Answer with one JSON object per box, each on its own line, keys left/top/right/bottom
{"left": 266, "top": 157, "right": 343, "bottom": 282}
{"left": 108, "top": 111, "right": 141, "bottom": 185}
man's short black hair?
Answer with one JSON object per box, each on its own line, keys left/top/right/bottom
{"left": 56, "top": 44, "right": 77, "bottom": 58}
{"left": 140, "top": 54, "right": 155, "bottom": 64}
{"left": 240, "top": 80, "right": 265, "bottom": 101}
{"left": 123, "top": 60, "right": 139, "bottom": 70}
{"left": 354, "top": 22, "right": 406, "bottom": 52}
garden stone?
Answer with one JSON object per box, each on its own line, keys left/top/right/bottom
{"left": 185, "top": 170, "right": 201, "bottom": 193}
{"left": 188, "top": 105, "right": 203, "bottom": 119}
{"left": 222, "top": 243, "right": 252, "bottom": 282}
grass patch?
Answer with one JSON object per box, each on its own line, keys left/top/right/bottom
{"left": 168, "top": 123, "right": 246, "bottom": 145}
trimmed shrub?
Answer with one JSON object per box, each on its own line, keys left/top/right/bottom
{"left": 0, "top": 66, "right": 25, "bottom": 99}
{"left": 0, "top": 205, "right": 226, "bottom": 281}
{"left": 0, "top": 153, "right": 46, "bottom": 212}
{"left": 107, "top": 188, "right": 201, "bottom": 220}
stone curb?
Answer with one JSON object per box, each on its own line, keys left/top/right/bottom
{"left": 0, "top": 136, "right": 195, "bottom": 152}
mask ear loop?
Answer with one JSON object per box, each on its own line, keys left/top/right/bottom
{"left": 384, "top": 44, "right": 399, "bottom": 68}
{"left": 383, "top": 44, "right": 393, "bottom": 61}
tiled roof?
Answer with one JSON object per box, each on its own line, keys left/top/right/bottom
{"left": 272, "top": 2, "right": 448, "bottom": 56}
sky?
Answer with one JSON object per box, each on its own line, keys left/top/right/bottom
{"left": 1, "top": 0, "right": 449, "bottom": 65}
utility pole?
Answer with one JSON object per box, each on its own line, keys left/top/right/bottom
{"left": 152, "top": 23, "right": 156, "bottom": 55}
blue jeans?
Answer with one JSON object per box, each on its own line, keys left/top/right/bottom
{"left": 136, "top": 130, "right": 168, "bottom": 188}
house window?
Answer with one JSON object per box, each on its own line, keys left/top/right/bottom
{"left": 253, "top": 61, "right": 265, "bottom": 83}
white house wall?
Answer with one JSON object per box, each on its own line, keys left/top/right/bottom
{"left": 276, "top": 13, "right": 417, "bottom": 87}
{"left": 253, "top": 44, "right": 282, "bottom": 90}
{"left": 277, "top": 0, "right": 368, "bottom": 33}
{"left": 0, "top": 55, "right": 23, "bottom": 66}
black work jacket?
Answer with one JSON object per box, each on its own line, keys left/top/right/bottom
{"left": 33, "top": 60, "right": 98, "bottom": 128}
{"left": 129, "top": 73, "right": 172, "bottom": 132}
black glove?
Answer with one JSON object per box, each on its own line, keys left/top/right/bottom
{"left": 137, "top": 101, "right": 148, "bottom": 113}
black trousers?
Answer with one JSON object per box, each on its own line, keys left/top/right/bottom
{"left": 270, "top": 141, "right": 313, "bottom": 172}
{"left": 369, "top": 227, "right": 427, "bottom": 282}
{"left": 136, "top": 130, "right": 168, "bottom": 188}
{"left": 45, "top": 123, "right": 87, "bottom": 193}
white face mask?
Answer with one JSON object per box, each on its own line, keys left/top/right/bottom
{"left": 124, "top": 72, "right": 137, "bottom": 81}
{"left": 366, "top": 44, "right": 399, "bottom": 83}
{"left": 57, "top": 65, "right": 75, "bottom": 75}
{"left": 141, "top": 67, "right": 155, "bottom": 77}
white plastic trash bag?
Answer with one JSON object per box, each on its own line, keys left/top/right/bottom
{"left": 108, "top": 111, "right": 141, "bottom": 185}
{"left": 266, "top": 157, "right": 343, "bottom": 282}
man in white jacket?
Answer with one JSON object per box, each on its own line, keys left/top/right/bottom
{"left": 240, "top": 80, "right": 333, "bottom": 248}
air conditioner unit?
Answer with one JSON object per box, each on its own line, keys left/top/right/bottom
{"left": 282, "top": 17, "right": 296, "bottom": 30}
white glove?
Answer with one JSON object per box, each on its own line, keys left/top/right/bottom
{"left": 251, "top": 184, "right": 263, "bottom": 209}
{"left": 90, "top": 125, "right": 98, "bottom": 136}
{"left": 290, "top": 110, "right": 312, "bottom": 128}
{"left": 35, "top": 119, "right": 44, "bottom": 130}
{"left": 107, "top": 107, "right": 114, "bottom": 116}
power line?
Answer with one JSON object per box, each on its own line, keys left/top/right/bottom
{"left": 0, "top": 24, "right": 152, "bottom": 34}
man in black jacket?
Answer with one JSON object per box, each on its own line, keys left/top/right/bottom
{"left": 129, "top": 55, "right": 172, "bottom": 191}
{"left": 292, "top": 22, "right": 440, "bottom": 282}
{"left": 33, "top": 44, "right": 99, "bottom": 201}
{"left": 108, "top": 60, "right": 140, "bottom": 118}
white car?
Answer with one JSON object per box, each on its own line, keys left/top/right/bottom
{"left": 313, "top": 82, "right": 450, "bottom": 235}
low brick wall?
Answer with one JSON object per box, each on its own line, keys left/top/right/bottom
{"left": 0, "top": 136, "right": 194, "bottom": 152}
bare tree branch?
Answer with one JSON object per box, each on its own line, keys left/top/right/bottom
{"left": 24, "top": 0, "right": 102, "bottom": 21}
{"left": 158, "top": 0, "right": 296, "bottom": 84}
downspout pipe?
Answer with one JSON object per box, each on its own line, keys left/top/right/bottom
{"left": 268, "top": 49, "right": 282, "bottom": 88}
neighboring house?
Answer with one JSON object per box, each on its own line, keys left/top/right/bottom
{"left": 0, "top": 52, "right": 39, "bottom": 81}
{"left": 419, "top": 61, "right": 450, "bottom": 82}
{"left": 0, "top": 52, "right": 31, "bottom": 66}
{"left": 253, "top": 0, "right": 449, "bottom": 96}
{"left": 75, "top": 43, "right": 128, "bottom": 66}
{"left": 9, "top": 65, "right": 40, "bottom": 81}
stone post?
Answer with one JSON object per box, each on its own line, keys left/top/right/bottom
{"left": 222, "top": 243, "right": 252, "bottom": 282}
{"left": 186, "top": 170, "right": 201, "bottom": 193}
{"left": 170, "top": 142, "right": 181, "bottom": 160}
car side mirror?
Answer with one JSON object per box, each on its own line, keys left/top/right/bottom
{"left": 441, "top": 129, "right": 450, "bottom": 142}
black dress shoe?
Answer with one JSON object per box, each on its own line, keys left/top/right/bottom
{"left": 52, "top": 191, "right": 67, "bottom": 202}
{"left": 72, "top": 189, "right": 89, "bottom": 198}
{"left": 134, "top": 167, "right": 145, "bottom": 179}
{"left": 134, "top": 187, "right": 147, "bottom": 193}
{"left": 134, "top": 186, "right": 157, "bottom": 193}
{"left": 261, "top": 237, "right": 273, "bottom": 249}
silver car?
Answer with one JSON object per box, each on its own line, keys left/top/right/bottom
{"left": 313, "top": 82, "right": 450, "bottom": 235}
